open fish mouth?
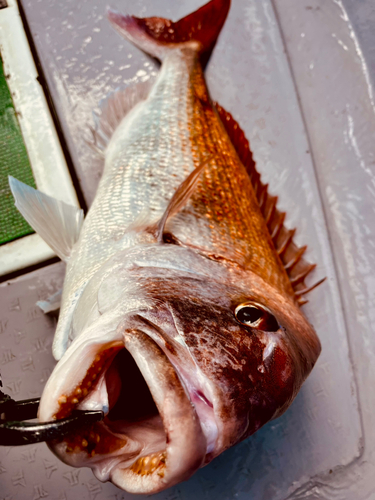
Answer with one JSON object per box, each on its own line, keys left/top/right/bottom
{"left": 39, "top": 331, "right": 207, "bottom": 494}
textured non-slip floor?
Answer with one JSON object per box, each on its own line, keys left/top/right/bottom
{"left": 1, "top": 0, "right": 375, "bottom": 499}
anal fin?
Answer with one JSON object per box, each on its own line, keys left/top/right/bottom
{"left": 9, "top": 177, "right": 83, "bottom": 262}
{"left": 89, "top": 81, "right": 153, "bottom": 153}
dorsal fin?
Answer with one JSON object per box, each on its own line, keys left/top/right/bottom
{"left": 9, "top": 176, "right": 83, "bottom": 262}
{"left": 214, "top": 103, "right": 325, "bottom": 303}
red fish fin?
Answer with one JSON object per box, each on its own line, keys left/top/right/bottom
{"left": 152, "top": 158, "right": 212, "bottom": 243}
{"left": 214, "top": 102, "right": 325, "bottom": 301}
{"left": 88, "top": 81, "right": 153, "bottom": 153}
{"left": 107, "top": 0, "right": 230, "bottom": 64}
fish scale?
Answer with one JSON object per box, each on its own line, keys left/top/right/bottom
{"left": 59, "top": 50, "right": 198, "bottom": 334}
{"left": 164, "top": 54, "right": 292, "bottom": 294}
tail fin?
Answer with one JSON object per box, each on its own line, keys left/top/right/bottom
{"left": 107, "top": 0, "right": 230, "bottom": 64}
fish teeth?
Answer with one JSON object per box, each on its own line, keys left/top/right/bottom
{"left": 131, "top": 451, "right": 166, "bottom": 476}
{"left": 53, "top": 344, "right": 120, "bottom": 420}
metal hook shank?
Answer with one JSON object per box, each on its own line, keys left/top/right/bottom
{"left": 0, "top": 409, "right": 104, "bottom": 446}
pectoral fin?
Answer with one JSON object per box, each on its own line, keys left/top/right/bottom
{"left": 153, "top": 158, "right": 212, "bottom": 243}
{"left": 9, "top": 176, "right": 83, "bottom": 262}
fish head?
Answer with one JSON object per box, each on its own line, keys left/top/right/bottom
{"left": 133, "top": 262, "right": 321, "bottom": 459}
{"left": 38, "top": 246, "right": 320, "bottom": 494}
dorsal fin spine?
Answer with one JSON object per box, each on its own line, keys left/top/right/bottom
{"left": 295, "top": 277, "right": 327, "bottom": 297}
{"left": 259, "top": 184, "right": 268, "bottom": 209}
{"left": 265, "top": 196, "right": 277, "bottom": 225}
{"left": 290, "top": 264, "right": 317, "bottom": 285}
{"left": 277, "top": 228, "right": 296, "bottom": 257}
{"left": 298, "top": 298, "right": 309, "bottom": 306}
{"left": 214, "top": 102, "right": 325, "bottom": 301}
{"left": 285, "top": 245, "right": 307, "bottom": 271}
{"left": 271, "top": 212, "right": 286, "bottom": 241}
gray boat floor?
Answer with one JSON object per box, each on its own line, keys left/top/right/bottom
{"left": 1, "top": 1, "right": 375, "bottom": 499}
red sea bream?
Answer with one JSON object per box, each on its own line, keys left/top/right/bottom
{"left": 9, "top": 0, "right": 322, "bottom": 494}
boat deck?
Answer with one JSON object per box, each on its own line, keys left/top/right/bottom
{"left": 1, "top": 1, "right": 375, "bottom": 499}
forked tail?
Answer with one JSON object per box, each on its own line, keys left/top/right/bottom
{"left": 107, "top": 0, "right": 231, "bottom": 64}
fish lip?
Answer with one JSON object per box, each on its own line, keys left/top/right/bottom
{"left": 39, "top": 327, "right": 207, "bottom": 494}
{"left": 132, "top": 310, "right": 220, "bottom": 454}
{"left": 110, "top": 329, "right": 206, "bottom": 493}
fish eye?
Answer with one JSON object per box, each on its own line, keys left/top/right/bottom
{"left": 234, "top": 302, "right": 279, "bottom": 332}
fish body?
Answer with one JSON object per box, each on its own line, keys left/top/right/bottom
{"left": 10, "top": 0, "right": 321, "bottom": 494}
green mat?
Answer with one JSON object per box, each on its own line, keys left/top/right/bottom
{"left": 0, "top": 55, "right": 35, "bottom": 245}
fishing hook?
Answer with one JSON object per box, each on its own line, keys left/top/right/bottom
{"left": 0, "top": 377, "right": 103, "bottom": 446}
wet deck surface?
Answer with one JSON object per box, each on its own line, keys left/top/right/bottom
{"left": 1, "top": 1, "right": 375, "bottom": 499}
